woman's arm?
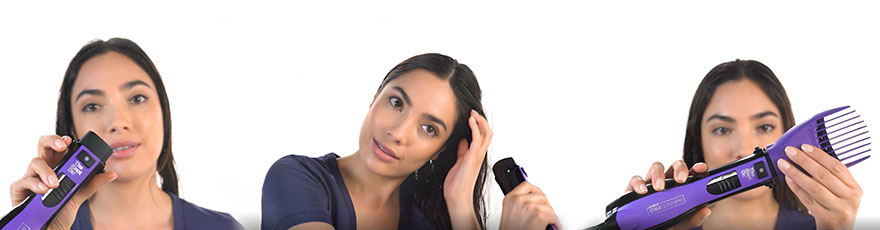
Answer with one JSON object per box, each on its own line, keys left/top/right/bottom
{"left": 444, "top": 110, "right": 492, "bottom": 230}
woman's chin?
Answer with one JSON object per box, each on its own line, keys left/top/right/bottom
{"left": 731, "top": 186, "right": 771, "bottom": 201}
{"left": 104, "top": 164, "right": 151, "bottom": 183}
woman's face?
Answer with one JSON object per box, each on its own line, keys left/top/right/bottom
{"left": 358, "top": 69, "right": 458, "bottom": 178}
{"left": 701, "top": 78, "right": 784, "bottom": 200}
{"left": 70, "top": 51, "right": 164, "bottom": 183}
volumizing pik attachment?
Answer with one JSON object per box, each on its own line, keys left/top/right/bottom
{"left": 1, "top": 131, "right": 113, "bottom": 230}
{"left": 590, "top": 106, "right": 871, "bottom": 230}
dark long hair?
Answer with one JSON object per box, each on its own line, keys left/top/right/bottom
{"left": 683, "top": 59, "right": 806, "bottom": 213}
{"left": 55, "top": 38, "right": 179, "bottom": 195}
{"left": 377, "top": 53, "right": 488, "bottom": 229}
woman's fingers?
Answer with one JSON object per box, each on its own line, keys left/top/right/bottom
{"left": 690, "top": 162, "right": 708, "bottom": 174}
{"left": 777, "top": 157, "right": 836, "bottom": 210}
{"left": 471, "top": 110, "right": 492, "bottom": 152}
{"left": 467, "top": 110, "right": 492, "bottom": 156}
{"left": 508, "top": 181, "right": 543, "bottom": 196}
{"left": 467, "top": 113, "right": 482, "bottom": 155}
{"left": 628, "top": 161, "right": 709, "bottom": 195}
{"left": 502, "top": 181, "right": 558, "bottom": 229}
{"left": 799, "top": 144, "right": 861, "bottom": 192}
{"left": 664, "top": 160, "right": 689, "bottom": 183}
{"left": 779, "top": 144, "right": 862, "bottom": 230}
{"left": 626, "top": 175, "right": 648, "bottom": 194}
{"left": 9, "top": 177, "right": 48, "bottom": 205}
{"left": 26, "top": 157, "right": 58, "bottom": 189}
{"left": 37, "top": 135, "right": 71, "bottom": 167}
{"left": 782, "top": 146, "right": 851, "bottom": 198}
{"left": 646, "top": 162, "right": 666, "bottom": 191}
{"left": 785, "top": 175, "right": 822, "bottom": 210}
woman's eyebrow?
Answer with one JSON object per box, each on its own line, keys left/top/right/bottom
{"left": 75, "top": 89, "right": 104, "bottom": 102}
{"left": 750, "top": 111, "right": 778, "bottom": 120}
{"left": 121, "top": 80, "right": 151, "bottom": 90}
{"left": 706, "top": 114, "right": 734, "bottom": 123}
{"left": 392, "top": 86, "right": 411, "bottom": 105}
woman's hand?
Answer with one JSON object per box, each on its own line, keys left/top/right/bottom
{"left": 624, "top": 160, "right": 712, "bottom": 230}
{"left": 9, "top": 135, "right": 117, "bottom": 230}
{"left": 777, "top": 144, "right": 862, "bottom": 230}
{"left": 444, "top": 110, "right": 492, "bottom": 230}
{"left": 499, "top": 181, "right": 559, "bottom": 230}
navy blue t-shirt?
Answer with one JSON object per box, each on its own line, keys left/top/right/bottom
{"left": 775, "top": 206, "right": 816, "bottom": 230}
{"left": 261, "top": 153, "right": 429, "bottom": 230}
{"left": 71, "top": 192, "right": 242, "bottom": 229}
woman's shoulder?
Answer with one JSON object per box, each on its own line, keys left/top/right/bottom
{"left": 172, "top": 193, "right": 244, "bottom": 230}
{"left": 265, "top": 153, "right": 340, "bottom": 180}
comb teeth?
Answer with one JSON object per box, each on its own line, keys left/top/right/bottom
{"left": 816, "top": 108, "right": 871, "bottom": 167}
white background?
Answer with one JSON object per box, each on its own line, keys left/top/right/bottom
{"left": 1, "top": 1, "right": 878, "bottom": 229}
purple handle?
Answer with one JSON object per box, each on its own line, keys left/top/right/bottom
{"left": 0, "top": 131, "right": 111, "bottom": 230}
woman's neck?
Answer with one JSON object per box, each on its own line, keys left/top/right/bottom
{"left": 702, "top": 188, "right": 779, "bottom": 230}
{"left": 87, "top": 172, "right": 173, "bottom": 229}
{"left": 337, "top": 151, "right": 406, "bottom": 206}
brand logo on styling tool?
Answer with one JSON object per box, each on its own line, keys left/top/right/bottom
{"left": 68, "top": 161, "right": 84, "bottom": 176}
{"left": 740, "top": 167, "right": 756, "bottom": 181}
{"left": 646, "top": 195, "right": 686, "bottom": 216}
{"left": 17, "top": 223, "right": 31, "bottom": 230}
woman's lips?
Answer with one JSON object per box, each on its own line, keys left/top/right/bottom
{"left": 109, "top": 140, "right": 140, "bottom": 159}
{"left": 373, "top": 138, "right": 400, "bottom": 162}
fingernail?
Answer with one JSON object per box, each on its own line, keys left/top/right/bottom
{"left": 801, "top": 144, "right": 814, "bottom": 153}
{"left": 639, "top": 184, "right": 647, "bottom": 193}
{"left": 55, "top": 139, "right": 65, "bottom": 149}
{"left": 654, "top": 179, "right": 664, "bottom": 190}
{"left": 702, "top": 209, "right": 712, "bottom": 222}
{"left": 785, "top": 146, "right": 797, "bottom": 157}
{"left": 38, "top": 183, "right": 47, "bottom": 191}
{"left": 785, "top": 176, "right": 793, "bottom": 184}
{"left": 778, "top": 159, "right": 790, "bottom": 170}
{"left": 50, "top": 175, "right": 58, "bottom": 187}
{"left": 678, "top": 171, "right": 687, "bottom": 182}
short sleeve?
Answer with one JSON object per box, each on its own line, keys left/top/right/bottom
{"left": 261, "top": 155, "right": 335, "bottom": 230}
{"left": 175, "top": 196, "right": 244, "bottom": 230}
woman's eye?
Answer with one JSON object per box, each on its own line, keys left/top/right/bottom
{"left": 712, "top": 127, "right": 730, "bottom": 135}
{"left": 82, "top": 103, "right": 101, "bottom": 112}
{"left": 421, "top": 124, "right": 437, "bottom": 136}
{"left": 758, "top": 124, "right": 775, "bottom": 133}
{"left": 389, "top": 96, "right": 403, "bottom": 110}
{"left": 130, "top": 94, "right": 148, "bottom": 104}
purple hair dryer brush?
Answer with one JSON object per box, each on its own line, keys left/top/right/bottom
{"left": 589, "top": 106, "right": 871, "bottom": 230}
{"left": 0, "top": 131, "right": 112, "bottom": 230}
{"left": 494, "top": 157, "right": 558, "bottom": 230}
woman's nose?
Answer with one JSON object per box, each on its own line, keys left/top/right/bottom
{"left": 104, "top": 105, "right": 132, "bottom": 134}
{"left": 386, "top": 118, "right": 411, "bottom": 146}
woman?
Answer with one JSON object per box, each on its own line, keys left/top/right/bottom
{"left": 625, "top": 60, "right": 863, "bottom": 229}
{"left": 262, "top": 53, "right": 559, "bottom": 229}
{"left": 8, "top": 38, "right": 242, "bottom": 229}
